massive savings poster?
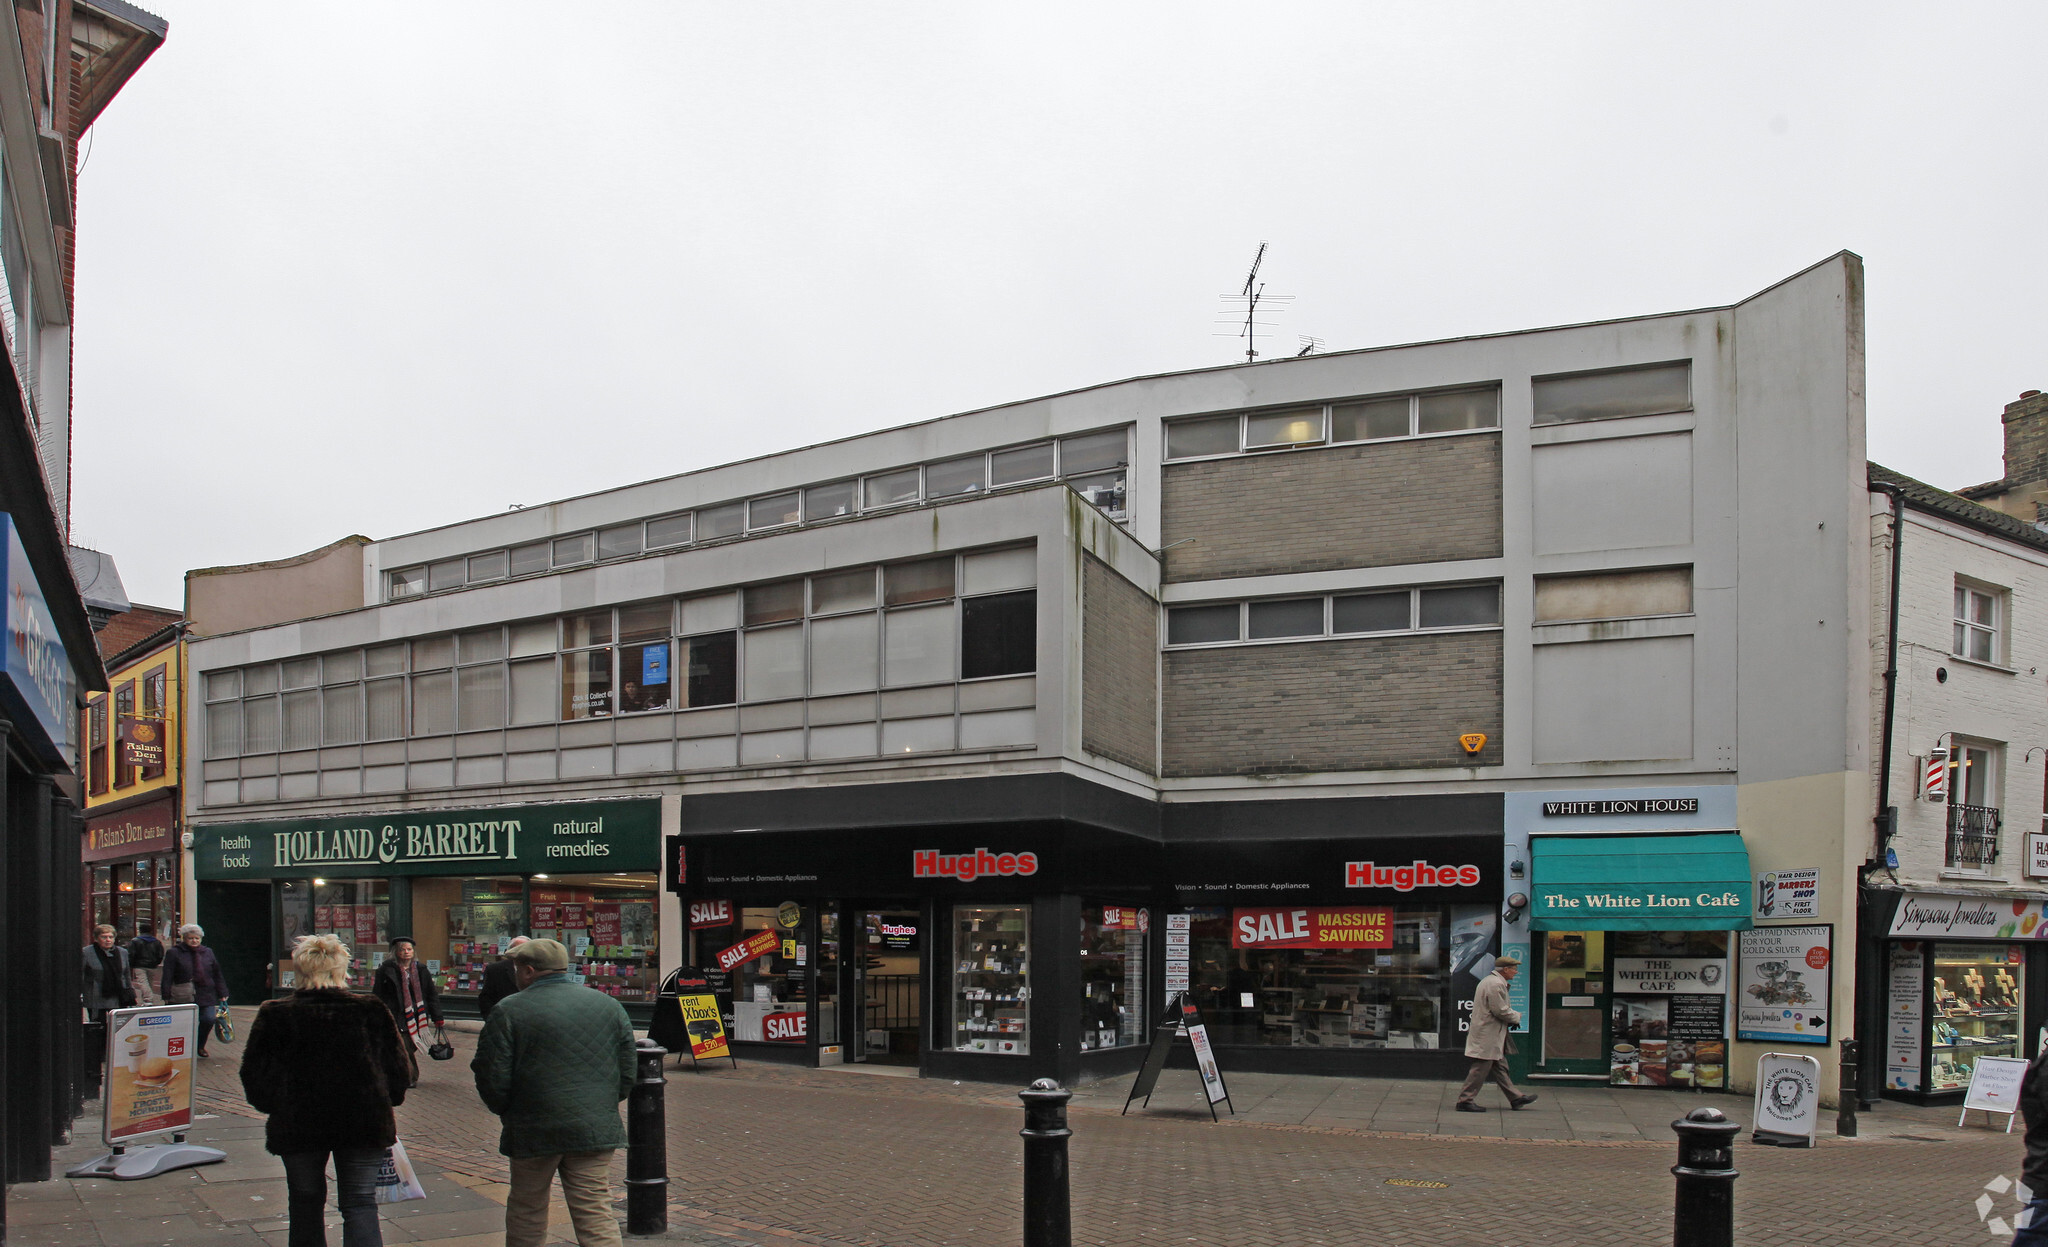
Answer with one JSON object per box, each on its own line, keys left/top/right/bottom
{"left": 1230, "top": 907, "right": 1392, "bottom": 949}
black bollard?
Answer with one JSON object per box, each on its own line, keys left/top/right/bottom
{"left": 1671, "top": 1106, "right": 1740, "bottom": 1247}
{"left": 626, "top": 1039, "right": 668, "bottom": 1236}
{"left": 1836, "top": 1038, "right": 1859, "bottom": 1138}
{"left": 1019, "top": 1078, "right": 1072, "bottom": 1247}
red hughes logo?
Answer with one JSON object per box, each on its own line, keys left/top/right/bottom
{"left": 1345, "top": 860, "right": 1481, "bottom": 890}
{"left": 913, "top": 848, "right": 1039, "bottom": 882}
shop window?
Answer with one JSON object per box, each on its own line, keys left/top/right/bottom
{"left": 992, "top": 442, "right": 1055, "bottom": 486}
{"left": 87, "top": 696, "right": 108, "bottom": 792}
{"left": 561, "top": 648, "right": 614, "bottom": 720}
{"left": 1080, "top": 906, "right": 1146, "bottom": 1051}
{"left": 509, "top": 542, "right": 551, "bottom": 576}
{"left": 961, "top": 590, "right": 1035, "bottom": 679}
{"left": 1928, "top": 943, "right": 2022, "bottom": 1091}
{"left": 645, "top": 513, "right": 692, "bottom": 549}
{"left": 698, "top": 502, "right": 745, "bottom": 540}
{"left": 804, "top": 480, "right": 857, "bottom": 521}
{"left": 1533, "top": 361, "right": 1691, "bottom": 425}
{"left": 726, "top": 905, "right": 810, "bottom": 1042}
{"left": 1954, "top": 580, "right": 2005, "bottom": 664}
{"left": 952, "top": 905, "right": 1030, "bottom": 1054}
{"left": 414, "top": 876, "right": 524, "bottom": 999}
{"left": 530, "top": 875, "right": 659, "bottom": 1003}
{"left": 278, "top": 878, "right": 390, "bottom": 991}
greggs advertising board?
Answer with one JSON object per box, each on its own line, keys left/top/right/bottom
{"left": 103, "top": 1005, "right": 198, "bottom": 1144}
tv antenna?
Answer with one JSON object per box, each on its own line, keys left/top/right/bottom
{"left": 1296, "top": 336, "right": 1325, "bottom": 357}
{"left": 1215, "top": 242, "right": 1293, "bottom": 363}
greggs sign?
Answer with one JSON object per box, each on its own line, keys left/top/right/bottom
{"left": 913, "top": 848, "right": 1039, "bottom": 883}
{"left": 1345, "top": 860, "right": 1481, "bottom": 890}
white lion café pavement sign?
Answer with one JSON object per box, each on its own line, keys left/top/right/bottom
{"left": 66, "top": 1005, "right": 228, "bottom": 1179}
{"left": 1751, "top": 1051, "right": 1821, "bottom": 1148}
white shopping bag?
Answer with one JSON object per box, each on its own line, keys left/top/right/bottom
{"left": 374, "top": 1139, "right": 428, "bottom": 1204}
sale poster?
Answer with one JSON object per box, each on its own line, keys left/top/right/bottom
{"left": 1230, "top": 907, "right": 1392, "bottom": 949}
{"left": 314, "top": 905, "right": 334, "bottom": 931}
{"left": 593, "top": 905, "right": 622, "bottom": 946}
{"left": 354, "top": 906, "right": 379, "bottom": 948}
{"left": 103, "top": 1005, "right": 197, "bottom": 1144}
{"left": 716, "top": 928, "right": 780, "bottom": 973}
{"left": 560, "top": 904, "right": 588, "bottom": 929}
{"left": 532, "top": 904, "right": 557, "bottom": 928}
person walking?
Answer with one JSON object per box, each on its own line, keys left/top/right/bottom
{"left": 242, "top": 934, "right": 417, "bottom": 1247}
{"left": 372, "top": 937, "right": 443, "bottom": 1070}
{"left": 127, "top": 920, "right": 165, "bottom": 1005}
{"left": 82, "top": 924, "right": 135, "bottom": 1090}
{"left": 477, "top": 935, "right": 530, "bottom": 1019}
{"left": 1456, "top": 952, "right": 1537, "bottom": 1113}
{"left": 2012, "top": 1041, "right": 2048, "bottom": 1243}
{"left": 472, "top": 939, "right": 636, "bottom": 1247}
{"left": 161, "top": 924, "right": 230, "bottom": 1057}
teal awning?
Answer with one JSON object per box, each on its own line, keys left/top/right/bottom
{"left": 1528, "top": 833, "right": 1752, "bottom": 931}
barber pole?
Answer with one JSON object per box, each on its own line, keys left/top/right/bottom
{"left": 1923, "top": 748, "right": 1948, "bottom": 801}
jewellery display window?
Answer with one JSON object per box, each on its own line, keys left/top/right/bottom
{"left": 1928, "top": 942, "right": 2023, "bottom": 1092}
{"left": 952, "top": 905, "right": 1030, "bottom": 1054}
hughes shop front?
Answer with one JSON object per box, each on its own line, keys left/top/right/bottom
{"left": 1503, "top": 789, "right": 1754, "bottom": 1091}
{"left": 190, "top": 797, "right": 662, "bottom": 1017}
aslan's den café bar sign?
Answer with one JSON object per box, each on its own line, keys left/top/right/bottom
{"left": 193, "top": 799, "right": 660, "bottom": 879}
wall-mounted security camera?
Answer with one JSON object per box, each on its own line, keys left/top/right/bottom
{"left": 1502, "top": 891, "right": 1529, "bottom": 926}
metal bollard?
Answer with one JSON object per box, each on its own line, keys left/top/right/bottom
{"left": 1671, "top": 1106, "right": 1740, "bottom": 1247}
{"left": 1836, "top": 1038, "right": 1859, "bottom": 1138}
{"left": 626, "top": 1039, "right": 668, "bottom": 1236}
{"left": 1019, "top": 1078, "right": 1073, "bottom": 1247}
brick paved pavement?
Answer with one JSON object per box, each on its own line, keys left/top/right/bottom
{"left": 12, "top": 1009, "right": 2036, "bottom": 1247}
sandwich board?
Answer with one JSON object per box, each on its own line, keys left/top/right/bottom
{"left": 1122, "top": 992, "right": 1234, "bottom": 1120}
{"left": 67, "top": 1004, "right": 226, "bottom": 1180}
{"left": 1960, "top": 1055, "right": 2029, "bottom": 1132}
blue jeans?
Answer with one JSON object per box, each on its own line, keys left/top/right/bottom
{"left": 197, "top": 1005, "right": 218, "bottom": 1054}
{"left": 2014, "top": 1195, "right": 2048, "bottom": 1245}
{"left": 281, "top": 1148, "right": 384, "bottom": 1247}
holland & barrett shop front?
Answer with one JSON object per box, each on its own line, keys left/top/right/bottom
{"left": 192, "top": 798, "right": 661, "bottom": 1017}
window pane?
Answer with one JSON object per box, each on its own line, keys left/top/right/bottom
{"left": 698, "top": 502, "right": 745, "bottom": 539}
{"left": 1533, "top": 363, "right": 1692, "bottom": 424}
{"left": 809, "top": 612, "right": 879, "bottom": 695}
{"left": 1331, "top": 398, "right": 1411, "bottom": 442}
{"left": 365, "top": 678, "right": 405, "bottom": 740}
{"left": 205, "top": 670, "right": 242, "bottom": 702}
{"left": 1247, "top": 598, "right": 1324, "bottom": 639}
{"left": 884, "top": 605, "right": 954, "bottom": 686}
{"left": 561, "top": 649, "right": 614, "bottom": 720}
{"left": 926, "top": 455, "right": 985, "bottom": 499}
{"left": 468, "top": 550, "right": 509, "bottom": 581}
{"left": 509, "top": 542, "right": 550, "bottom": 576}
{"left": 805, "top": 481, "right": 858, "bottom": 520}
{"left": 323, "top": 651, "right": 362, "bottom": 685}
{"left": 1970, "top": 629, "right": 1993, "bottom": 662}
{"left": 458, "top": 665, "right": 506, "bottom": 731}
{"left": 1417, "top": 388, "right": 1499, "bottom": 434}
{"left": 509, "top": 658, "right": 556, "bottom": 725}
{"left": 743, "top": 624, "right": 805, "bottom": 700}
{"left": 389, "top": 567, "right": 426, "bottom": 599}
{"left": 620, "top": 642, "right": 673, "bottom": 712}
{"left": 1534, "top": 568, "right": 1693, "bottom": 623}
{"left": 618, "top": 602, "right": 671, "bottom": 644}
{"left": 459, "top": 628, "right": 505, "bottom": 664}
{"left": 429, "top": 559, "right": 466, "bottom": 592}
{"left": 281, "top": 659, "right": 319, "bottom": 690}
{"left": 1955, "top": 586, "right": 1967, "bottom": 619}
{"left": 685, "top": 633, "right": 738, "bottom": 707}
{"left": 885, "top": 557, "right": 955, "bottom": 606}
{"left": 1418, "top": 584, "right": 1501, "bottom": 628}
{"left": 244, "top": 697, "right": 280, "bottom": 753}
{"left": 745, "top": 580, "right": 805, "bottom": 626}
{"left": 1166, "top": 415, "right": 1239, "bottom": 458}
{"left": 864, "top": 468, "right": 920, "bottom": 509}
{"left": 1166, "top": 604, "right": 1239, "bottom": 645}
{"left": 1067, "top": 471, "right": 1126, "bottom": 515}
{"left": 552, "top": 534, "right": 593, "bottom": 566}
{"left": 992, "top": 442, "right": 1056, "bottom": 485}
{"left": 281, "top": 690, "right": 321, "bottom": 750}
{"left": 748, "top": 492, "right": 800, "bottom": 529}
{"left": 962, "top": 590, "right": 1035, "bottom": 678}
{"left": 1971, "top": 591, "right": 1995, "bottom": 625}
{"left": 323, "top": 686, "right": 363, "bottom": 745}
{"left": 1333, "top": 591, "right": 1412, "bottom": 633}
{"left": 207, "top": 703, "right": 242, "bottom": 758}
{"left": 597, "top": 525, "right": 643, "bottom": 559}
{"left": 412, "top": 636, "right": 454, "bottom": 669}
{"left": 566, "top": 610, "right": 612, "bottom": 649}
{"left": 365, "top": 645, "right": 406, "bottom": 678}
{"left": 1244, "top": 408, "right": 1325, "bottom": 449}
{"left": 245, "top": 664, "right": 280, "bottom": 696}
{"left": 509, "top": 620, "right": 556, "bottom": 658}
{"left": 413, "top": 671, "right": 454, "bottom": 735}
{"left": 812, "top": 567, "right": 876, "bottom": 614}
{"left": 1954, "top": 621, "right": 1969, "bottom": 654}
{"left": 646, "top": 513, "right": 692, "bottom": 548}
{"left": 1060, "top": 429, "right": 1128, "bottom": 475}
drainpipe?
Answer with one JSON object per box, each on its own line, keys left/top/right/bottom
{"left": 1861, "top": 481, "right": 1907, "bottom": 1106}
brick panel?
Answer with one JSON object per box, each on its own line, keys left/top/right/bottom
{"left": 1160, "top": 433, "right": 1503, "bottom": 582}
{"left": 1082, "top": 554, "right": 1158, "bottom": 773}
{"left": 1162, "top": 632, "right": 1503, "bottom": 775}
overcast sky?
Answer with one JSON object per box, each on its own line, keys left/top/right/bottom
{"left": 66, "top": 2, "right": 2048, "bottom": 607}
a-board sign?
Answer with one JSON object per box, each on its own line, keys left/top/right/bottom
{"left": 650, "top": 966, "right": 737, "bottom": 1069}
{"left": 1178, "top": 995, "right": 1230, "bottom": 1106}
{"left": 104, "top": 1005, "right": 198, "bottom": 1145}
{"left": 1751, "top": 1052, "right": 1821, "bottom": 1147}
{"left": 1122, "top": 992, "right": 1234, "bottom": 1120}
{"left": 1962, "top": 1055, "right": 2030, "bottom": 1131}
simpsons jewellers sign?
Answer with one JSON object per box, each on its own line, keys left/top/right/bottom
{"left": 192, "top": 799, "right": 660, "bottom": 879}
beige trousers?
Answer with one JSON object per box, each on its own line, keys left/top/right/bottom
{"left": 505, "top": 1150, "right": 621, "bottom": 1247}
{"left": 1457, "top": 1056, "right": 1520, "bottom": 1105}
{"left": 130, "top": 969, "right": 158, "bottom": 1006}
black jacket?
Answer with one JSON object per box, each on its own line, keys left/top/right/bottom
{"left": 478, "top": 959, "right": 519, "bottom": 1018}
{"left": 373, "top": 957, "right": 443, "bottom": 1028}
{"left": 241, "top": 988, "right": 414, "bottom": 1155}
{"left": 2022, "top": 1049, "right": 2048, "bottom": 1198}
{"left": 127, "top": 934, "right": 164, "bottom": 971}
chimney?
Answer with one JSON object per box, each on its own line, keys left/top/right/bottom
{"left": 2002, "top": 390, "right": 2048, "bottom": 489}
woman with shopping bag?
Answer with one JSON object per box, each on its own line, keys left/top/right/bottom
{"left": 242, "top": 934, "right": 417, "bottom": 1247}
{"left": 371, "top": 937, "right": 443, "bottom": 1079}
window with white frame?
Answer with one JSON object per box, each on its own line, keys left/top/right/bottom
{"left": 1164, "top": 387, "right": 1498, "bottom": 461}
{"left": 1165, "top": 583, "right": 1502, "bottom": 647}
{"left": 1953, "top": 580, "right": 2004, "bottom": 664}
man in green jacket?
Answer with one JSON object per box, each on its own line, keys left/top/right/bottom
{"left": 472, "top": 939, "right": 637, "bottom": 1247}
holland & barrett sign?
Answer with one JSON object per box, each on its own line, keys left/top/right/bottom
{"left": 193, "top": 799, "right": 660, "bottom": 879}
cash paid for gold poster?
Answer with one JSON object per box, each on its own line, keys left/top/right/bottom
{"left": 102, "top": 1004, "right": 198, "bottom": 1144}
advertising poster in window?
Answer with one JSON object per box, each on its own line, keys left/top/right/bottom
{"left": 102, "top": 1005, "right": 197, "bottom": 1144}
{"left": 353, "top": 906, "right": 379, "bottom": 949}
{"left": 1755, "top": 868, "right": 1820, "bottom": 921}
{"left": 1228, "top": 907, "right": 1393, "bottom": 949}
{"left": 592, "top": 905, "right": 622, "bottom": 947}
{"left": 1447, "top": 905, "right": 1499, "bottom": 1041}
{"left": 1886, "top": 942, "right": 1924, "bottom": 1091}
{"left": 1736, "top": 925, "right": 1831, "bottom": 1044}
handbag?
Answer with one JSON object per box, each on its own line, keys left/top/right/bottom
{"left": 166, "top": 982, "right": 194, "bottom": 1004}
{"left": 373, "top": 1139, "right": 428, "bottom": 1204}
{"left": 426, "top": 1025, "right": 454, "bottom": 1062}
{"left": 213, "top": 1011, "right": 235, "bottom": 1044}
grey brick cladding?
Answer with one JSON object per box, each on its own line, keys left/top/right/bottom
{"left": 1161, "top": 631, "right": 1503, "bottom": 776}
{"left": 1082, "top": 554, "right": 1158, "bottom": 773}
{"left": 1158, "top": 432, "right": 1503, "bottom": 583}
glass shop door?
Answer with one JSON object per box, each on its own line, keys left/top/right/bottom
{"left": 1540, "top": 930, "right": 1610, "bottom": 1076}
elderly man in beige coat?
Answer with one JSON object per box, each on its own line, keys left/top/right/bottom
{"left": 1456, "top": 953, "right": 1538, "bottom": 1112}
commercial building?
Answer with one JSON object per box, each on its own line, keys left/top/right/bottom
{"left": 184, "top": 254, "right": 1869, "bottom": 1096}
{"left": 80, "top": 601, "right": 184, "bottom": 942}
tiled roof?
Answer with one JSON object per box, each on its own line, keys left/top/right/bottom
{"left": 96, "top": 604, "right": 181, "bottom": 663}
{"left": 1869, "top": 463, "right": 2048, "bottom": 554}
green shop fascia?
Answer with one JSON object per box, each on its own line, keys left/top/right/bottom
{"left": 192, "top": 798, "right": 662, "bottom": 1013}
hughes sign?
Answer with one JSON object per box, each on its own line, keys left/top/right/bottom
{"left": 192, "top": 799, "right": 660, "bottom": 879}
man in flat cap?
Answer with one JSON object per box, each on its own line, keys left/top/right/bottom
{"left": 473, "top": 938, "right": 637, "bottom": 1247}
{"left": 1456, "top": 953, "right": 1538, "bottom": 1112}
